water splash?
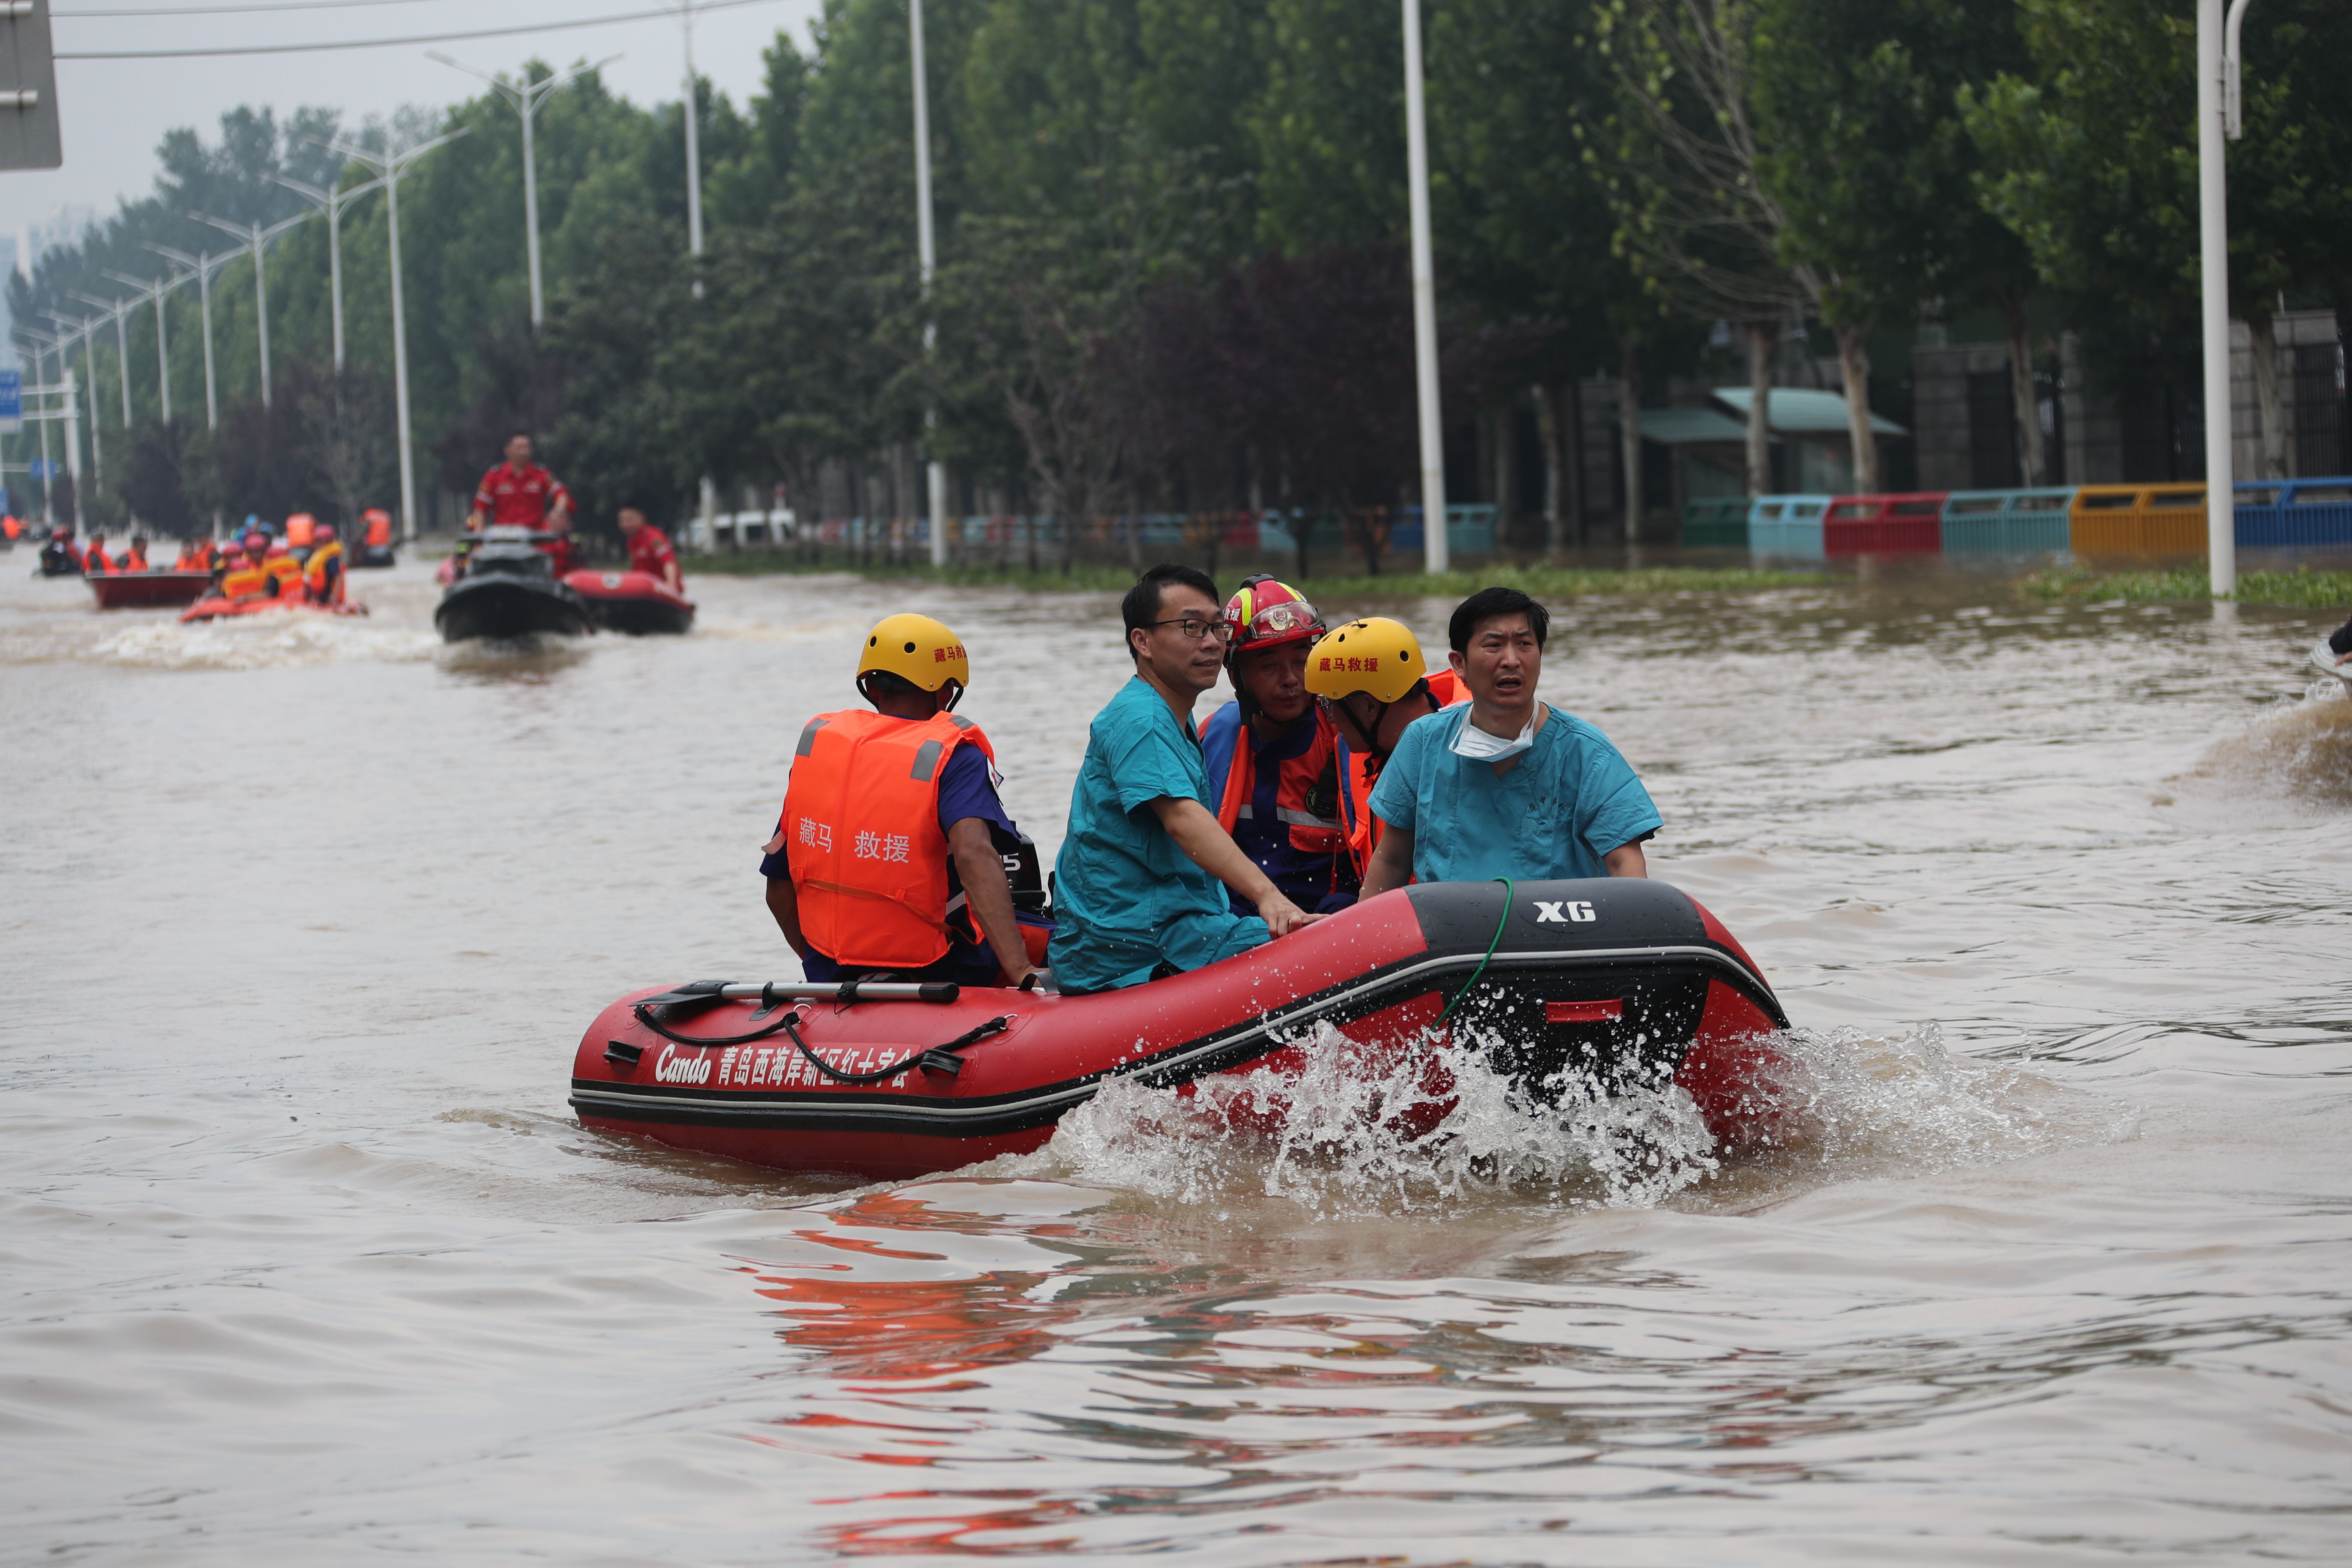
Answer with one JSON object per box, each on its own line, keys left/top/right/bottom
{"left": 1028, "top": 1020, "right": 2102, "bottom": 1216}
{"left": 1038, "top": 1022, "right": 1723, "bottom": 1215}
{"left": 92, "top": 616, "right": 441, "bottom": 671}
{"left": 2184, "top": 681, "right": 2352, "bottom": 808}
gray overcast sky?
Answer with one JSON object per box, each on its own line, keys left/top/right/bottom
{"left": 6, "top": 0, "right": 829, "bottom": 242}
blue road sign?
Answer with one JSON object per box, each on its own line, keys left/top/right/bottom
{"left": 0, "top": 370, "right": 19, "bottom": 435}
{"left": 27, "top": 459, "right": 59, "bottom": 480}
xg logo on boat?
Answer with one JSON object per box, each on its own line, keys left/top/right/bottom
{"left": 1531, "top": 900, "right": 1596, "bottom": 924}
{"left": 653, "top": 1044, "right": 714, "bottom": 1084}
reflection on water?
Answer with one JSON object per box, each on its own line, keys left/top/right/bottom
{"left": 2, "top": 555, "right": 2348, "bottom": 1561}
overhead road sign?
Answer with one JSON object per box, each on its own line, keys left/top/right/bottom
{"left": 0, "top": 368, "right": 19, "bottom": 434}
{"left": 0, "top": 0, "right": 60, "bottom": 171}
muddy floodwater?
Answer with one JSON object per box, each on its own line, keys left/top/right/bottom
{"left": 4, "top": 555, "right": 2351, "bottom": 1564}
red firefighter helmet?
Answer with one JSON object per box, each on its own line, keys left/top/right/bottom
{"left": 1221, "top": 575, "right": 1326, "bottom": 674}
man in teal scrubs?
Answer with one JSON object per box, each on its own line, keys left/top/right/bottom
{"left": 1360, "top": 587, "right": 1659, "bottom": 894}
{"left": 1050, "top": 564, "right": 1321, "bottom": 992}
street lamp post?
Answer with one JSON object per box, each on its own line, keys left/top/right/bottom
{"left": 68, "top": 291, "right": 132, "bottom": 427}
{"left": 1402, "top": 0, "right": 1447, "bottom": 574}
{"left": 193, "top": 210, "right": 309, "bottom": 410}
{"left": 324, "top": 129, "right": 471, "bottom": 545}
{"left": 144, "top": 243, "right": 235, "bottom": 429}
{"left": 102, "top": 266, "right": 190, "bottom": 426}
{"left": 43, "top": 309, "right": 101, "bottom": 482}
{"left": 427, "top": 53, "right": 616, "bottom": 331}
{"left": 666, "top": 3, "right": 718, "bottom": 539}
{"left": 275, "top": 172, "right": 385, "bottom": 372}
{"left": 911, "top": 0, "right": 949, "bottom": 567}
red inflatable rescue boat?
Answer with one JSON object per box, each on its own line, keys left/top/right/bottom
{"left": 570, "top": 878, "right": 1792, "bottom": 1181}
{"left": 87, "top": 570, "right": 213, "bottom": 610}
{"left": 561, "top": 568, "right": 695, "bottom": 635}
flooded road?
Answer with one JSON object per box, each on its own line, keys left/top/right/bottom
{"left": 4, "top": 555, "right": 2350, "bottom": 1563}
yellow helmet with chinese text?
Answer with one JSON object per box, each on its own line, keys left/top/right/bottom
{"left": 1305, "top": 617, "right": 1428, "bottom": 705}
{"left": 858, "top": 613, "right": 969, "bottom": 703}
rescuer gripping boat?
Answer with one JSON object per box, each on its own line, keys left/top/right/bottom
{"left": 569, "top": 877, "right": 1792, "bottom": 1181}
{"left": 433, "top": 526, "right": 596, "bottom": 642}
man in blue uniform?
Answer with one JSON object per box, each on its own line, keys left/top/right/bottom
{"left": 1360, "top": 587, "right": 1660, "bottom": 895}
{"left": 1049, "top": 564, "right": 1321, "bottom": 993}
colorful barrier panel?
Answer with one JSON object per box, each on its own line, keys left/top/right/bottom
{"left": 1747, "top": 494, "right": 1832, "bottom": 560}
{"left": 1823, "top": 492, "right": 1945, "bottom": 556}
{"left": 2234, "top": 477, "right": 2352, "bottom": 549}
{"left": 1681, "top": 495, "right": 1750, "bottom": 548}
{"left": 1940, "top": 488, "right": 2076, "bottom": 554}
{"left": 2070, "top": 484, "right": 2206, "bottom": 556}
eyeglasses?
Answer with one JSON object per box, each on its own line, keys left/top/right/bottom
{"left": 1147, "top": 616, "right": 1233, "bottom": 643}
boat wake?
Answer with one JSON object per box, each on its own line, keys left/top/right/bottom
{"left": 2181, "top": 680, "right": 2352, "bottom": 808}
{"left": 92, "top": 616, "right": 440, "bottom": 670}
{"left": 1021, "top": 1020, "right": 2097, "bottom": 1216}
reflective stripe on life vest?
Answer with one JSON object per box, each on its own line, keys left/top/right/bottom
{"left": 779, "top": 708, "right": 995, "bottom": 970}
{"left": 1210, "top": 706, "right": 1346, "bottom": 853}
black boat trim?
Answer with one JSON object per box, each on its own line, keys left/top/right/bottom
{"left": 569, "top": 940, "right": 1783, "bottom": 1139}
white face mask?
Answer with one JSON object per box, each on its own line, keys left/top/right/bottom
{"left": 1449, "top": 712, "right": 1536, "bottom": 762}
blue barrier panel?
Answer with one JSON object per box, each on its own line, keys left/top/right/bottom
{"left": 1940, "top": 488, "right": 2076, "bottom": 554}
{"left": 1747, "top": 494, "right": 1831, "bottom": 560}
{"left": 1681, "top": 495, "right": 1750, "bottom": 548}
{"left": 1393, "top": 504, "right": 1500, "bottom": 556}
{"left": 2236, "top": 477, "right": 2352, "bottom": 548}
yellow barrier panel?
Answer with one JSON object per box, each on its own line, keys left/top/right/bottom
{"left": 2070, "top": 484, "right": 2208, "bottom": 557}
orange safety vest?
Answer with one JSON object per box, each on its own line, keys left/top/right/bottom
{"left": 1334, "top": 668, "right": 1470, "bottom": 878}
{"left": 263, "top": 553, "right": 304, "bottom": 594}
{"left": 364, "top": 511, "right": 392, "bottom": 547}
{"left": 84, "top": 545, "right": 113, "bottom": 574}
{"left": 303, "top": 540, "right": 345, "bottom": 602}
{"left": 1212, "top": 707, "right": 1348, "bottom": 857}
{"left": 285, "top": 514, "right": 315, "bottom": 547}
{"left": 780, "top": 708, "right": 998, "bottom": 969}
{"left": 219, "top": 560, "right": 271, "bottom": 599}
{"left": 122, "top": 546, "right": 149, "bottom": 571}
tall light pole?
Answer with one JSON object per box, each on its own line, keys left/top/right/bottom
{"left": 669, "top": 3, "right": 717, "bottom": 536}
{"left": 69, "top": 291, "right": 132, "bottom": 427}
{"left": 19, "top": 332, "right": 57, "bottom": 524}
{"left": 2197, "top": 0, "right": 2260, "bottom": 599}
{"left": 911, "top": 0, "right": 949, "bottom": 567}
{"left": 145, "top": 243, "right": 235, "bottom": 428}
{"left": 275, "top": 171, "right": 385, "bottom": 371}
{"left": 1402, "top": 0, "right": 1447, "bottom": 574}
{"left": 325, "top": 128, "right": 471, "bottom": 545}
{"left": 428, "top": 53, "right": 616, "bottom": 331}
{"left": 102, "top": 266, "right": 189, "bottom": 426}
{"left": 193, "top": 209, "right": 308, "bottom": 410}
{"left": 43, "top": 309, "right": 101, "bottom": 483}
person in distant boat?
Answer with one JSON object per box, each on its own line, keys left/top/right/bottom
{"left": 1305, "top": 616, "right": 1471, "bottom": 885}
{"left": 173, "top": 536, "right": 214, "bottom": 572}
{"left": 82, "top": 533, "right": 112, "bottom": 574}
{"left": 303, "top": 524, "right": 346, "bottom": 605}
{"left": 1359, "top": 587, "right": 1660, "bottom": 898}
{"left": 120, "top": 536, "right": 150, "bottom": 572}
{"left": 616, "top": 505, "right": 682, "bottom": 592}
{"left": 363, "top": 508, "right": 394, "bottom": 554}
{"left": 1047, "top": 563, "right": 1320, "bottom": 995}
{"left": 1199, "top": 575, "right": 1357, "bottom": 918}
{"left": 468, "top": 431, "right": 574, "bottom": 573}
{"left": 763, "top": 613, "right": 1040, "bottom": 990}
{"left": 40, "top": 527, "right": 81, "bottom": 575}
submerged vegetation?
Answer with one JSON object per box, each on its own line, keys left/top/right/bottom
{"left": 2021, "top": 565, "right": 2352, "bottom": 609}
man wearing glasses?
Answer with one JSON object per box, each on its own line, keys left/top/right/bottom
{"left": 1049, "top": 564, "right": 1323, "bottom": 993}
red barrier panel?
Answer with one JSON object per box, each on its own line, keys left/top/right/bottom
{"left": 1824, "top": 492, "right": 1946, "bottom": 556}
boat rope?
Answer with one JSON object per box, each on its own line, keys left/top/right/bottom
{"left": 631, "top": 985, "right": 799, "bottom": 1048}
{"left": 1436, "top": 877, "right": 1515, "bottom": 1029}
{"left": 782, "top": 1011, "right": 1011, "bottom": 1084}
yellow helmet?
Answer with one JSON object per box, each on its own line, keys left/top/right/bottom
{"left": 1305, "top": 618, "right": 1429, "bottom": 705}
{"left": 858, "top": 613, "right": 969, "bottom": 698}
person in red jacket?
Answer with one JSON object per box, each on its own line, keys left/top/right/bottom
{"left": 468, "top": 431, "right": 574, "bottom": 572}
{"left": 616, "top": 505, "right": 682, "bottom": 591}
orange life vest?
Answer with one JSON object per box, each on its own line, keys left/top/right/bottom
{"left": 1212, "top": 707, "right": 1348, "bottom": 857}
{"left": 220, "top": 560, "right": 271, "bottom": 599}
{"left": 285, "top": 514, "right": 316, "bottom": 547}
{"left": 1335, "top": 668, "right": 1470, "bottom": 878}
{"left": 303, "top": 540, "right": 345, "bottom": 603}
{"left": 780, "top": 708, "right": 997, "bottom": 969}
{"left": 122, "top": 545, "right": 149, "bottom": 571}
{"left": 263, "top": 553, "right": 303, "bottom": 594}
{"left": 84, "top": 545, "right": 113, "bottom": 574}
{"left": 364, "top": 511, "right": 392, "bottom": 547}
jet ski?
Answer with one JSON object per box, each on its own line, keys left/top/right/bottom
{"left": 562, "top": 568, "right": 696, "bottom": 635}
{"left": 433, "top": 527, "right": 595, "bottom": 643}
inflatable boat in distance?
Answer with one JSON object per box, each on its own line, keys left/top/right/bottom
{"left": 569, "top": 878, "right": 1792, "bottom": 1181}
